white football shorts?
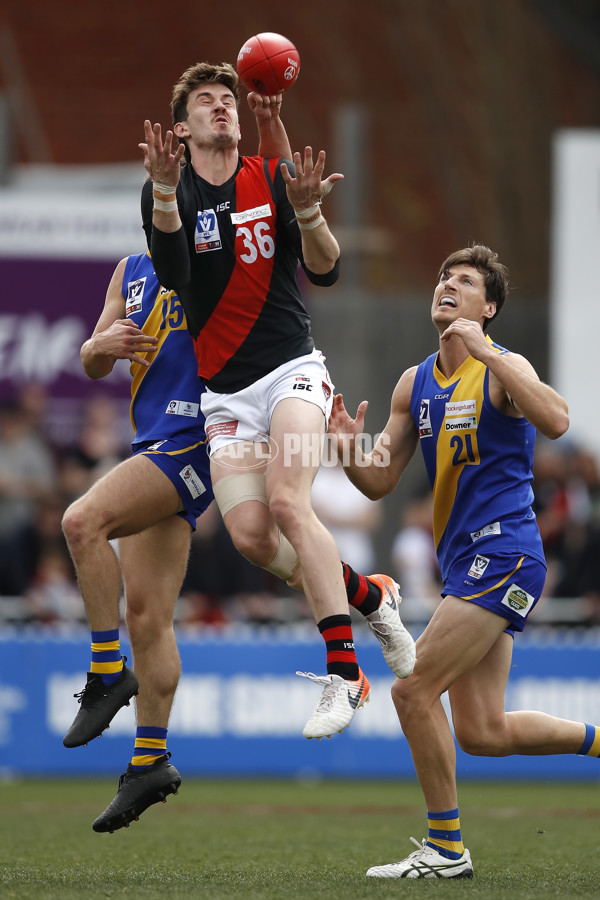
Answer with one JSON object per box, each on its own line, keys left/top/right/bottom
{"left": 201, "top": 349, "right": 334, "bottom": 456}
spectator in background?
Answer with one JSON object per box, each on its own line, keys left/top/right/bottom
{"left": 533, "top": 439, "right": 600, "bottom": 623}
{"left": 25, "top": 494, "right": 84, "bottom": 625}
{"left": 0, "top": 398, "right": 57, "bottom": 596}
{"left": 391, "top": 494, "right": 441, "bottom": 624}
{"left": 311, "top": 455, "right": 382, "bottom": 574}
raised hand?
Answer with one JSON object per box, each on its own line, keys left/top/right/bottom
{"left": 138, "top": 120, "right": 185, "bottom": 187}
{"left": 280, "top": 146, "right": 343, "bottom": 212}
{"left": 247, "top": 91, "right": 283, "bottom": 122}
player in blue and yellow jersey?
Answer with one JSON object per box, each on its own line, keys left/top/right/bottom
{"left": 61, "top": 89, "right": 301, "bottom": 832}
{"left": 330, "top": 245, "right": 599, "bottom": 879}
{"left": 61, "top": 251, "right": 212, "bottom": 830}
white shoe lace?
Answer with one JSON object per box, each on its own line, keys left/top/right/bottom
{"left": 368, "top": 620, "right": 395, "bottom": 646}
{"left": 409, "top": 836, "right": 426, "bottom": 854}
{"left": 296, "top": 672, "right": 340, "bottom": 712}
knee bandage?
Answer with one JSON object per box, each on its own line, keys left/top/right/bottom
{"left": 212, "top": 473, "right": 298, "bottom": 579}
{"left": 265, "top": 533, "right": 299, "bottom": 580}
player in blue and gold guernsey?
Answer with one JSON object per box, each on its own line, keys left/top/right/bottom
{"left": 62, "top": 89, "right": 304, "bottom": 832}
{"left": 330, "top": 245, "right": 600, "bottom": 879}
{"left": 62, "top": 251, "right": 213, "bottom": 831}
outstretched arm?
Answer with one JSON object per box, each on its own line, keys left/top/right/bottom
{"left": 81, "top": 257, "right": 158, "bottom": 379}
{"left": 442, "top": 318, "right": 569, "bottom": 439}
{"left": 248, "top": 92, "right": 292, "bottom": 159}
{"left": 281, "top": 146, "right": 343, "bottom": 274}
{"left": 329, "top": 368, "right": 420, "bottom": 500}
{"left": 139, "top": 121, "right": 190, "bottom": 289}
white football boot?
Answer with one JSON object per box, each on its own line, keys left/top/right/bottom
{"left": 297, "top": 669, "right": 370, "bottom": 739}
{"left": 366, "top": 837, "right": 473, "bottom": 879}
{"left": 365, "top": 575, "right": 416, "bottom": 678}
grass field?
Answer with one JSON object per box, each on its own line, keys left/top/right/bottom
{"left": 1, "top": 776, "right": 598, "bottom": 899}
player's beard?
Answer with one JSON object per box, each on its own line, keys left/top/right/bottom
{"left": 212, "top": 131, "right": 237, "bottom": 149}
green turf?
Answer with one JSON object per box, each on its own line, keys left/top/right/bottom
{"left": 1, "top": 777, "right": 598, "bottom": 898}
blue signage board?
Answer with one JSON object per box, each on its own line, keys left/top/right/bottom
{"left": 1, "top": 629, "right": 599, "bottom": 779}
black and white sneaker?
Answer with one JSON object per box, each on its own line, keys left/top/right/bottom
{"left": 93, "top": 754, "right": 181, "bottom": 833}
{"left": 63, "top": 663, "right": 139, "bottom": 748}
{"left": 366, "top": 837, "right": 473, "bottom": 879}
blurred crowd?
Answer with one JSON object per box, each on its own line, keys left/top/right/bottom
{"left": 1, "top": 385, "right": 600, "bottom": 630}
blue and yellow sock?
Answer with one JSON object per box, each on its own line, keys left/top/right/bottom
{"left": 131, "top": 727, "right": 168, "bottom": 772}
{"left": 577, "top": 723, "right": 600, "bottom": 757}
{"left": 90, "top": 629, "right": 123, "bottom": 686}
{"left": 426, "top": 808, "right": 464, "bottom": 860}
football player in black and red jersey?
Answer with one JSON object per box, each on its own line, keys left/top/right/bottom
{"left": 140, "top": 62, "right": 415, "bottom": 741}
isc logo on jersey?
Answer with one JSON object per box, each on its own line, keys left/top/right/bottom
{"left": 126, "top": 277, "right": 146, "bottom": 315}
{"left": 195, "top": 209, "right": 222, "bottom": 253}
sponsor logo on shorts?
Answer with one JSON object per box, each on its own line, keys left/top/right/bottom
{"left": 206, "top": 421, "right": 239, "bottom": 442}
{"left": 148, "top": 440, "right": 167, "bottom": 451}
{"left": 501, "top": 583, "right": 534, "bottom": 617}
{"left": 468, "top": 555, "right": 490, "bottom": 579}
{"left": 292, "top": 376, "right": 313, "bottom": 392}
{"left": 179, "top": 464, "right": 206, "bottom": 499}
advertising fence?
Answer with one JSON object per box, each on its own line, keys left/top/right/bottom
{"left": 1, "top": 629, "right": 599, "bottom": 779}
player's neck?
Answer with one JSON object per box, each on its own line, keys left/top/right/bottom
{"left": 437, "top": 338, "right": 470, "bottom": 379}
{"left": 189, "top": 145, "right": 239, "bottom": 186}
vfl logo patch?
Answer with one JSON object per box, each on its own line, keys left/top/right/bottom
{"left": 125, "top": 277, "right": 146, "bottom": 315}
{"left": 468, "top": 555, "right": 490, "bottom": 579}
{"left": 195, "top": 209, "right": 222, "bottom": 253}
{"left": 419, "top": 398, "right": 432, "bottom": 437}
{"left": 501, "top": 583, "right": 534, "bottom": 617}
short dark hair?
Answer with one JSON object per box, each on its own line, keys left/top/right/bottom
{"left": 170, "top": 62, "right": 240, "bottom": 164}
{"left": 438, "top": 244, "right": 509, "bottom": 331}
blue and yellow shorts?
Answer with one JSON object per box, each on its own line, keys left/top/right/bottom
{"left": 443, "top": 550, "right": 547, "bottom": 635}
{"left": 133, "top": 435, "right": 213, "bottom": 530}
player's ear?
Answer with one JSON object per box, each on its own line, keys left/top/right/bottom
{"left": 174, "top": 121, "right": 189, "bottom": 138}
{"left": 483, "top": 300, "right": 496, "bottom": 322}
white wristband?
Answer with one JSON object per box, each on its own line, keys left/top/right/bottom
{"left": 154, "top": 197, "right": 178, "bottom": 213}
{"left": 153, "top": 181, "right": 177, "bottom": 195}
{"left": 295, "top": 201, "right": 321, "bottom": 219}
{"left": 297, "top": 213, "right": 324, "bottom": 231}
